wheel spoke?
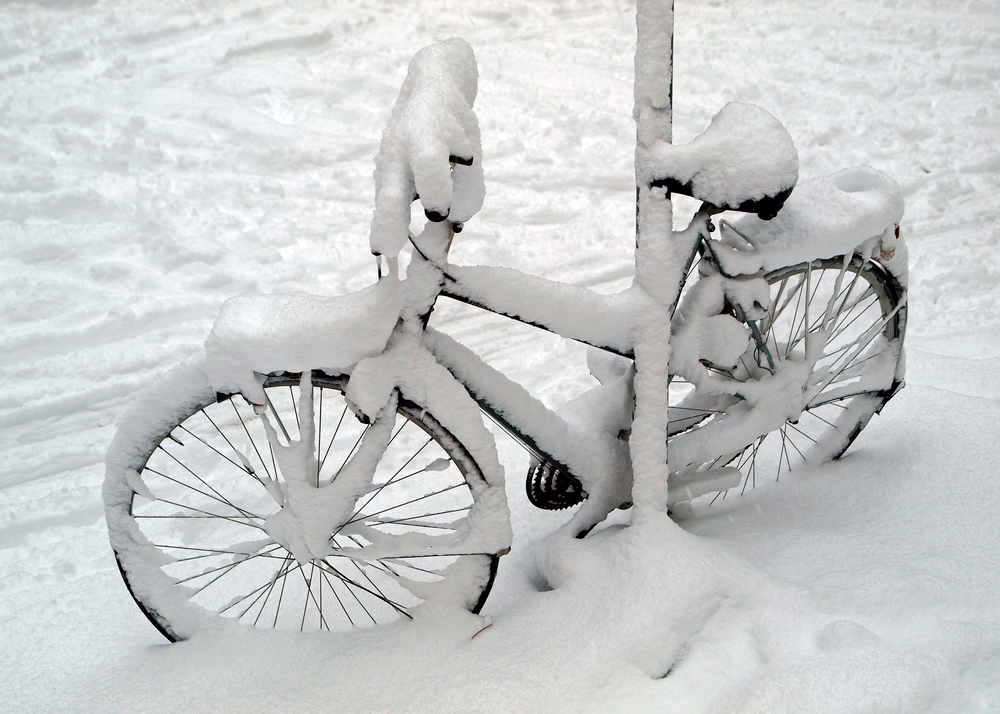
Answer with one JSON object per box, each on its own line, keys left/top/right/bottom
{"left": 314, "top": 558, "right": 411, "bottom": 619}
{"left": 316, "top": 387, "right": 323, "bottom": 488}
{"left": 176, "top": 422, "right": 265, "bottom": 487}
{"left": 149, "top": 497, "right": 266, "bottom": 532}
{"left": 350, "top": 436, "right": 435, "bottom": 516}
{"left": 345, "top": 483, "right": 470, "bottom": 527}
{"left": 226, "top": 400, "right": 276, "bottom": 482}
{"left": 297, "top": 563, "right": 330, "bottom": 632}
{"left": 264, "top": 392, "right": 293, "bottom": 444}
{"left": 177, "top": 544, "right": 284, "bottom": 588}
{"left": 289, "top": 385, "right": 301, "bottom": 432}
{"left": 801, "top": 406, "right": 838, "bottom": 429}
{"left": 347, "top": 558, "right": 400, "bottom": 615}
{"left": 319, "top": 567, "right": 355, "bottom": 627}
{"left": 151, "top": 449, "right": 258, "bottom": 520}
{"left": 221, "top": 553, "right": 292, "bottom": 621}
{"left": 318, "top": 403, "right": 350, "bottom": 473}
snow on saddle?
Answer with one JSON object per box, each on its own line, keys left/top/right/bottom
{"left": 646, "top": 102, "right": 799, "bottom": 220}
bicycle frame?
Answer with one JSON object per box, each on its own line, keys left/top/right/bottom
{"left": 405, "top": 177, "right": 905, "bottom": 535}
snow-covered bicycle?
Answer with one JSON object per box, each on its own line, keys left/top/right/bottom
{"left": 104, "top": 36, "right": 906, "bottom": 642}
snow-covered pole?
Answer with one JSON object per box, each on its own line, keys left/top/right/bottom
{"left": 630, "top": 0, "right": 678, "bottom": 522}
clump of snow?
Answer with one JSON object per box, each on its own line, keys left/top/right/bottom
{"left": 644, "top": 102, "right": 799, "bottom": 211}
{"left": 369, "top": 38, "right": 486, "bottom": 260}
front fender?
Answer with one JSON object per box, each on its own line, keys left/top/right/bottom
{"left": 204, "top": 276, "right": 404, "bottom": 404}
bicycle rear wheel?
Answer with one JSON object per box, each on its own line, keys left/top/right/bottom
{"left": 668, "top": 256, "right": 905, "bottom": 501}
{"left": 105, "top": 364, "right": 500, "bottom": 641}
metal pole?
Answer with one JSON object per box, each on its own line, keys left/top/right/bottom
{"left": 630, "top": 0, "right": 676, "bottom": 519}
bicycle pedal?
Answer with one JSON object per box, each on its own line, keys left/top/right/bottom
{"left": 526, "top": 460, "right": 587, "bottom": 510}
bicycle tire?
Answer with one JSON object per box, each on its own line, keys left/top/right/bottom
{"left": 105, "top": 362, "right": 500, "bottom": 642}
{"left": 668, "top": 255, "right": 905, "bottom": 500}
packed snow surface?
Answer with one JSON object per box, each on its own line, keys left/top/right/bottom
{"left": 2, "top": 0, "right": 1000, "bottom": 712}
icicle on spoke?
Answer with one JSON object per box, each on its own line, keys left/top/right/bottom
{"left": 824, "top": 293, "right": 879, "bottom": 347}
{"left": 331, "top": 425, "right": 373, "bottom": 482}
{"left": 378, "top": 558, "right": 442, "bottom": 577}
{"left": 782, "top": 275, "right": 808, "bottom": 357}
{"left": 823, "top": 263, "right": 865, "bottom": 333}
{"left": 668, "top": 405, "right": 726, "bottom": 414}
{"left": 364, "top": 516, "right": 460, "bottom": 531}
{"left": 363, "top": 506, "right": 470, "bottom": 528}
{"left": 170, "top": 544, "right": 283, "bottom": 564}
{"left": 825, "top": 350, "right": 886, "bottom": 380}
{"left": 760, "top": 277, "right": 789, "bottom": 344}
{"left": 814, "top": 304, "right": 902, "bottom": 397}
{"left": 336, "top": 536, "right": 406, "bottom": 579}
{"left": 334, "top": 548, "right": 397, "bottom": 579}
{"left": 770, "top": 275, "right": 802, "bottom": 329}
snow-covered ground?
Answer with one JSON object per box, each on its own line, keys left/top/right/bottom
{"left": 2, "top": 0, "right": 999, "bottom": 711}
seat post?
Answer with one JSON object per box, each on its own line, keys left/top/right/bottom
{"left": 630, "top": 0, "right": 679, "bottom": 519}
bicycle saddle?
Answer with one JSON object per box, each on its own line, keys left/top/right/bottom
{"left": 648, "top": 102, "right": 799, "bottom": 220}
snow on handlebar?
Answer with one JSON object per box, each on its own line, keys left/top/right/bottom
{"left": 369, "top": 38, "right": 486, "bottom": 260}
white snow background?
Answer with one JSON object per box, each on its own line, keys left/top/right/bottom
{"left": 2, "top": 0, "right": 1000, "bottom": 711}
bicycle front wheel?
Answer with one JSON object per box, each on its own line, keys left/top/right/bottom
{"left": 669, "top": 255, "right": 905, "bottom": 499}
{"left": 105, "top": 364, "right": 500, "bottom": 642}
